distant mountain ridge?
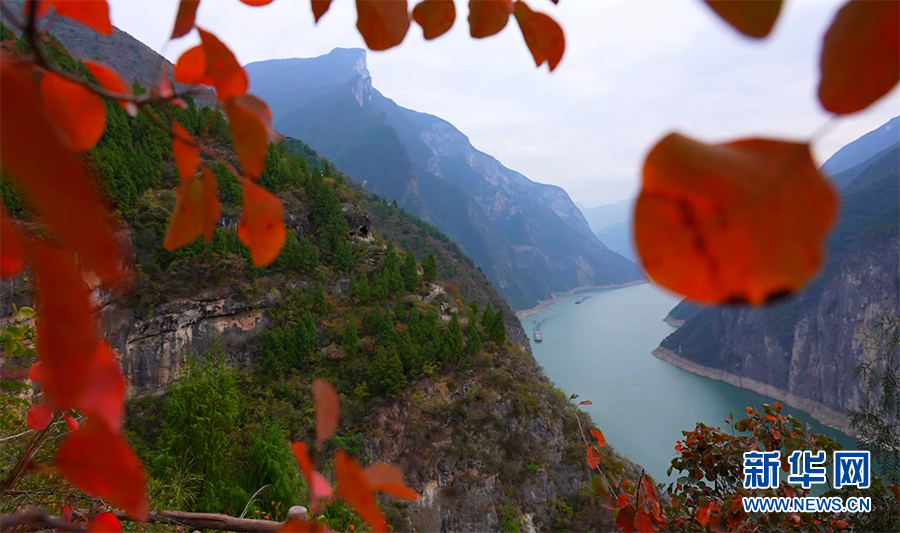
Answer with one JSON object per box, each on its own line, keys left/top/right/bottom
{"left": 821, "top": 115, "right": 899, "bottom": 189}
{"left": 245, "top": 49, "right": 643, "bottom": 309}
{"left": 578, "top": 197, "right": 636, "bottom": 261}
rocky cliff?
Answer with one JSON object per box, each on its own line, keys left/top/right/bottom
{"left": 655, "top": 143, "right": 900, "bottom": 433}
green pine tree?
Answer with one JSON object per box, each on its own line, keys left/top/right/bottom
{"left": 402, "top": 248, "right": 418, "bottom": 291}
{"left": 422, "top": 252, "right": 437, "bottom": 283}
{"left": 315, "top": 282, "right": 329, "bottom": 315}
{"left": 372, "top": 346, "right": 406, "bottom": 397}
{"left": 383, "top": 242, "right": 404, "bottom": 293}
{"left": 355, "top": 271, "right": 371, "bottom": 303}
{"left": 465, "top": 318, "right": 482, "bottom": 355}
{"left": 492, "top": 308, "right": 507, "bottom": 345}
{"left": 342, "top": 320, "right": 359, "bottom": 359}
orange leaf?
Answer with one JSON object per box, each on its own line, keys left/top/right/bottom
{"left": 412, "top": 0, "right": 455, "bottom": 40}
{"left": 241, "top": 0, "right": 275, "bottom": 5}
{"left": 29, "top": 361, "right": 44, "bottom": 382}
{"left": 77, "top": 342, "right": 125, "bottom": 431}
{"left": 237, "top": 180, "right": 286, "bottom": 266}
{"left": 356, "top": 0, "right": 411, "bottom": 51}
{"left": 173, "top": 45, "right": 214, "bottom": 86}
{"left": 84, "top": 61, "right": 135, "bottom": 115}
{"left": 698, "top": 505, "right": 712, "bottom": 526}
{"left": 311, "top": 0, "right": 333, "bottom": 22}
{"left": 634, "top": 510, "right": 654, "bottom": 533}
{"left": 224, "top": 95, "right": 273, "bottom": 180}
{"left": 198, "top": 28, "right": 248, "bottom": 101}
{"left": 65, "top": 416, "right": 80, "bottom": 431}
{"left": 615, "top": 504, "right": 636, "bottom": 533}
{"left": 51, "top": 0, "right": 113, "bottom": 35}
{"left": 334, "top": 450, "right": 387, "bottom": 532}
{"left": 513, "top": 1, "right": 565, "bottom": 71}
{"left": 313, "top": 379, "right": 340, "bottom": 445}
{"left": 55, "top": 420, "right": 148, "bottom": 521}
{"left": 88, "top": 512, "right": 121, "bottom": 532}
{"left": 172, "top": 0, "right": 201, "bottom": 38}
{"left": 634, "top": 134, "right": 837, "bottom": 305}
{"left": 586, "top": 446, "right": 600, "bottom": 468}
{"left": 468, "top": 0, "right": 512, "bottom": 38}
{"left": 363, "top": 463, "right": 418, "bottom": 500}
{"left": 834, "top": 519, "right": 849, "bottom": 530}
{"left": 172, "top": 120, "right": 200, "bottom": 181}
{"left": 590, "top": 428, "right": 606, "bottom": 447}
{"left": 27, "top": 404, "right": 54, "bottom": 430}
{"left": 291, "top": 442, "right": 333, "bottom": 509}
{"left": 702, "top": 0, "right": 783, "bottom": 39}
{"left": 41, "top": 71, "right": 106, "bottom": 151}
{"left": 0, "top": 207, "right": 25, "bottom": 278}
{"left": 32, "top": 243, "right": 100, "bottom": 410}
{"left": 818, "top": 0, "right": 900, "bottom": 115}
{"left": 164, "top": 167, "right": 220, "bottom": 249}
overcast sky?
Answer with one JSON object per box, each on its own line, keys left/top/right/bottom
{"left": 107, "top": 0, "right": 899, "bottom": 207}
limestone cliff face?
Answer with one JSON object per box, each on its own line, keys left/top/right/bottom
{"left": 656, "top": 144, "right": 900, "bottom": 433}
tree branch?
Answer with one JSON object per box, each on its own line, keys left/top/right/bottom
{"left": 0, "top": 509, "right": 86, "bottom": 532}
{"left": 2, "top": 509, "right": 293, "bottom": 533}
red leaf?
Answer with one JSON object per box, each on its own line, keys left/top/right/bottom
{"left": 834, "top": 519, "right": 849, "bottom": 530}
{"left": 591, "top": 428, "right": 606, "bottom": 447}
{"left": 412, "top": 0, "right": 455, "bottom": 40}
{"left": 61, "top": 504, "right": 71, "bottom": 522}
{"left": 172, "top": 0, "right": 201, "bottom": 38}
{"left": 586, "top": 446, "right": 600, "bottom": 468}
{"left": 513, "top": 1, "right": 565, "bottom": 71}
{"left": 55, "top": 420, "right": 148, "bottom": 521}
{"left": 27, "top": 404, "right": 54, "bottom": 430}
{"left": 363, "top": 463, "right": 418, "bottom": 500}
{"left": 702, "top": 0, "right": 783, "bottom": 39}
{"left": 356, "top": 0, "right": 411, "bottom": 51}
{"left": 64, "top": 416, "right": 79, "bottom": 431}
{"left": 617, "top": 492, "right": 630, "bottom": 509}
{"left": 698, "top": 505, "right": 712, "bottom": 526}
{"left": 634, "top": 510, "right": 654, "bottom": 533}
{"left": 615, "top": 504, "right": 637, "bottom": 533}
{"left": 291, "top": 442, "right": 333, "bottom": 509}
{"left": 311, "top": 0, "right": 333, "bottom": 22}
{"left": 51, "top": 0, "right": 113, "bottom": 35}
{"left": 41, "top": 71, "right": 106, "bottom": 151}
{"left": 224, "top": 95, "right": 274, "bottom": 180}
{"left": 468, "top": 0, "right": 512, "bottom": 38}
{"left": 634, "top": 135, "right": 837, "bottom": 305}
{"left": 198, "top": 28, "right": 248, "bottom": 101}
{"left": 77, "top": 342, "right": 125, "bottom": 431}
{"left": 173, "top": 45, "right": 214, "bottom": 86}
{"left": 88, "top": 512, "right": 121, "bottom": 532}
{"left": 578, "top": 400, "right": 593, "bottom": 406}
{"left": 313, "top": 379, "right": 340, "bottom": 445}
{"left": 237, "top": 179, "right": 286, "bottom": 266}
{"left": 164, "top": 167, "right": 220, "bottom": 250}
{"left": 157, "top": 65, "right": 176, "bottom": 100}
{"left": 172, "top": 120, "right": 200, "bottom": 181}
{"left": 84, "top": 61, "right": 133, "bottom": 114}
{"left": 818, "top": 0, "right": 900, "bottom": 115}
{"left": 29, "top": 361, "right": 44, "bottom": 382}
{"left": 0, "top": 207, "right": 25, "bottom": 278}
{"left": 334, "top": 450, "right": 387, "bottom": 532}
{"left": 32, "top": 243, "right": 100, "bottom": 410}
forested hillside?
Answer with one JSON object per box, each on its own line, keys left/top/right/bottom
{"left": 0, "top": 24, "right": 642, "bottom": 532}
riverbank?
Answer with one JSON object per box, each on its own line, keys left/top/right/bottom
{"left": 651, "top": 346, "right": 855, "bottom": 436}
{"left": 515, "top": 280, "right": 648, "bottom": 319}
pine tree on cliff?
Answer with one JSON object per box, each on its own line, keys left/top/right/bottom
{"left": 315, "top": 282, "right": 329, "bottom": 315}
{"left": 491, "top": 308, "right": 507, "bottom": 346}
{"left": 464, "top": 317, "right": 482, "bottom": 355}
{"left": 402, "top": 248, "right": 418, "bottom": 291}
{"left": 342, "top": 320, "right": 359, "bottom": 359}
{"left": 383, "top": 242, "right": 404, "bottom": 293}
{"left": 354, "top": 270, "right": 370, "bottom": 303}
{"left": 482, "top": 304, "right": 495, "bottom": 332}
{"left": 422, "top": 252, "right": 437, "bottom": 283}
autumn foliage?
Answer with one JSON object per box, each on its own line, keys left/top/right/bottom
{"left": 0, "top": 0, "right": 898, "bottom": 531}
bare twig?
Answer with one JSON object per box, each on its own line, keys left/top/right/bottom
{"left": 0, "top": 509, "right": 86, "bottom": 532}
{"left": 2, "top": 509, "right": 293, "bottom": 533}
{"left": 565, "top": 401, "right": 619, "bottom": 497}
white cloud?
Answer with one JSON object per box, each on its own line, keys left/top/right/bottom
{"left": 108, "top": 0, "right": 899, "bottom": 208}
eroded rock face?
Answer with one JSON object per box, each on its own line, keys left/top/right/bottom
{"left": 101, "top": 287, "right": 279, "bottom": 393}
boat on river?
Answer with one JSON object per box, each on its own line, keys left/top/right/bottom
{"left": 534, "top": 331, "right": 543, "bottom": 342}
{"left": 575, "top": 298, "right": 585, "bottom": 305}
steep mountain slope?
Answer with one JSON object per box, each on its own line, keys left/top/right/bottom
{"left": 578, "top": 198, "right": 636, "bottom": 260}
{"left": 245, "top": 49, "right": 643, "bottom": 310}
{"left": 653, "top": 141, "right": 900, "bottom": 432}
{"left": 822, "top": 115, "right": 899, "bottom": 187}
{"left": 0, "top": 28, "right": 643, "bottom": 531}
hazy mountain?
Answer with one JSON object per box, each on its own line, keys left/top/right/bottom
{"left": 578, "top": 197, "right": 636, "bottom": 261}
{"left": 821, "top": 115, "right": 899, "bottom": 189}
{"left": 246, "top": 49, "right": 643, "bottom": 310}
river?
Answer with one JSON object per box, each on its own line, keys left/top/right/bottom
{"left": 521, "top": 282, "right": 857, "bottom": 483}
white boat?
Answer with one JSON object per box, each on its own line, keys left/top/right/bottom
{"left": 534, "top": 331, "right": 543, "bottom": 342}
